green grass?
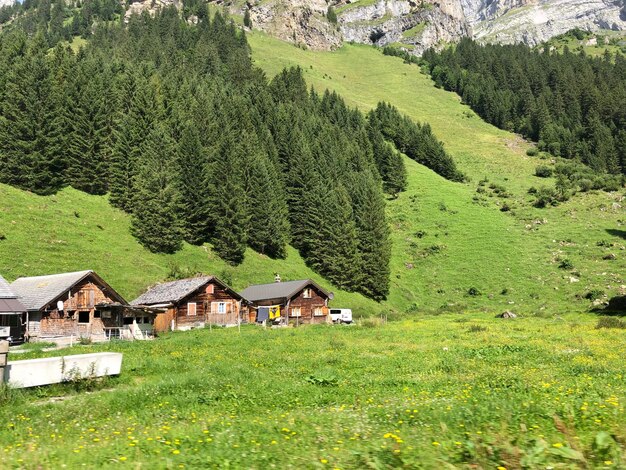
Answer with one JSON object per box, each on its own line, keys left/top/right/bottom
{"left": 1, "top": 32, "right": 624, "bottom": 317}
{"left": 249, "top": 32, "right": 626, "bottom": 314}
{"left": 0, "top": 184, "right": 378, "bottom": 314}
{"left": 1, "top": 315, "right": 625, "bottom": 467}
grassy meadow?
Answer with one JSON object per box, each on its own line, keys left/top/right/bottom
{"left": 249, "top": 33, "right": 626, "bottom": 315}
{"left": 0, "top": 184, "right": 378, "bottom": 314}
{"left": 1, "top": 316, "right": 625, "bottom": 468}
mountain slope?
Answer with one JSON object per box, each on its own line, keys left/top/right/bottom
{"left": 237, "top": 0, "right": 626, "bottom": 54}
{"left": 1, "top": 32, "right": 624, "bottom": 316}
{"left": 0, "top": 184, "right": 379, "bottom": 314}
{"left": 250, "top": 32, "right": 626, "bottom": 313}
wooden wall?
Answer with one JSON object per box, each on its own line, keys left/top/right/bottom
{"left": 288, "top": 285, "right": 329, "bottom": 325}
{"left": 33, "top": 278, "right": 120, "bottom": 338}
{"left": 175, "top": 281, "right": 242, "bottom": 328}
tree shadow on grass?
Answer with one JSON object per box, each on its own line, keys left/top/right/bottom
{"left": 606, "top": 229, "right": 626, "bottom": 240}
{"left": 591, "top": 295, "right": 626, "bottom": 316}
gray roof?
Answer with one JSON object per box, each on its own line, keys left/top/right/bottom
{"left": 239, "top": 279, "right": 329, "bottom": 303}
{"left": 0, "top": 274, "right": 17, "bottom": 299}
{"left": 0, "top": 274, "right": 26, "bottom": 313}
{"left": 132, "top": 276, "right": 234, "bottom": 306}
{"left": 10, "top": 270, "right": 123, "bottom": 311}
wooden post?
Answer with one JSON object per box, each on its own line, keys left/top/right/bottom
{"left": 0, "top": 340, "right": 9, "bottom": 384}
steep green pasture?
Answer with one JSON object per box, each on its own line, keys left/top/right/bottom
{"left": 1, "top": 317, "right": 625, "bottom": 468}
{"left": 249, "top": 33, "right": 626, "bottom": 314}
{"left": 1, "top": 33, "right": 624, "bottom": 315}
{"left": 0, "top": 184, "right": 377, "bottom": 314}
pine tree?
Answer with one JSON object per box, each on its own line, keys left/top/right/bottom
{"left": 66, "top": 60, "right": 109, "bottom": 194}
{"left": 176, "top": 124, "right": 212, "bottom": 245}
{"left": 208, "top": 136, "right": 249, "bottom": 265}
{"left": 130, "top": 125, "right": 184, "bottom": 254}
{"left": 0, "top": 33, "right": 66, "bottom": 194}
{"left": 349, "top": 171, "right": 391, "bottom": 300}
{"left": 243, "top": 137, "right": 290, "bottom": 258}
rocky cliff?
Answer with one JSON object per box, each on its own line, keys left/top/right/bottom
{"left": 468, "top": 0, "right": 626, "bottom": 46}
{"left": 335, "top": 0, "right": 625, "bottom": 53}
{"left": 121, "top": 0, "right": 625, "bottom": 54}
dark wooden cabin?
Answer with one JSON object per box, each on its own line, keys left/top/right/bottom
{"left": 10, "top": 270, "right": 153, "bottom": 342}
{"left": 131, "top": 276, "right": 246, "bottom": 332}
{"left": 239, "top": 279, "right": 332, "bottom": 325}
{"left": 0, "top": 274, "right": 26, "bottom": 343}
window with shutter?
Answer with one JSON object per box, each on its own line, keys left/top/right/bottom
{"left": 187, "top": 302, "right": 197, "bottom": 316}
{"left": 290, "top": 307, "right": 302, "bottom": 317}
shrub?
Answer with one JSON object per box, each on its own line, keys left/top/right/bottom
{"left": 500, "top": 202, "right": 511, "bottom": 212}
{"left": 558, "top": 259, "right": 574, "bottom": 270}
{"left": 596, "top": 316, "right": 626, "bottom": 329}
{"left": 585, "top": 290, "right": 605, "bottom": 301}
{"left": 468, "top": 324, "right": 488, "bottom": 333}
{"left": 578, "top": 178, "right": 593, "bottom": 192}
{"left": 534, "top": 186, "right": 558, "bottom": 207}
{"left": 535, "top": 165, "right": 553, "bottom": 178}
{"left": 526, "top": 147, "right": 539, "bottom": 156}
{"left": 326, "top": 6, "right": 337, "bottom": 25}
{"left": 467, "top": 287, "right": 481, "bottom": 296}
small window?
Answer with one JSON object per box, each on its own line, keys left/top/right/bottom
{"left": 123, "top": 317, "right": 134, "bottom": 325}
{"left": 94, "top": 310, "right": 101, "bottom": 319}
{"left": 290, "top": 307, "right": 301, "bottom": 317}
{"left": 314, "top": 307, "right": 324, "bottom": 316}
{"left": 78, "top": 311, "right": 90, "bottom": 324}
{"left": 303, "top": 288, "right": 312, "bottom": 299}
{"left": 206, "top": 284, "right": 215, "bottom": 294}
{"left": 188, "top": 302, "right": 197, "bottom": 316}
{"left": 218, "top": 302, "right": 226, "bottom": 314}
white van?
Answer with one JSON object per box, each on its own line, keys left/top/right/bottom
{"left": 329, "top": 308, "right": 352, "bottom": 324}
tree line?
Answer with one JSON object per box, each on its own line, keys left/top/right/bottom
{"left": 0, "top": 4, "right": 456, "bottom": 300}
{"left": 423, "top": 38, "right": 626, "bottom": 178}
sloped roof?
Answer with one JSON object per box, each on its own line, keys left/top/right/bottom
{"left": 239, "top": 279, "right": 330, "bottom": 303}
{"left": 0, "top": 274, "right": 17, "bottom": 299}
{"left": 131, "top": 276, "right": 244, "bottom": 306}
{"left": 10, "top": 270, "right": 125, "bottom": 311}
{"left": 0, "top": 275, "right": 26, "bottom": 313}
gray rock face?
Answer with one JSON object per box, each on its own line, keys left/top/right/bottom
{"left": 338, "top": 0, "right": 469, "bottom": 55}
{"left": 122, "top": 0, "right": 625, "bottom": 54}
{"left": 337, "top": 0, "right": 625, "bottom": 53}
{"left": 468, "top": 0, "right": 626, "bottom": 46}
{"left": 249, "top": 0, "right": 342, "bottom": 51}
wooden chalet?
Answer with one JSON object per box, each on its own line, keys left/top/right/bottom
{"left": 130, "top": 276, "right": 246, "bottom": 332}
{"left": 10, "top": 270, "right": 155, "bottom": 343}
{"left": 0, "top": 274, "right": 27, "bottom": 343}
{"left": 239, "top": 279, "right": 332, "bottom": 325}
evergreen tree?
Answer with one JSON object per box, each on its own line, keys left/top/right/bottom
{"left": 176, "top": 124, "right": 212, "bottom": 245}
{"left": 207, "top": 136, "right": 249, "bottom": 265}
{"left": 130, "top": 125, "right": 184, "bottom": 254}
{"left": 243, "top": 137, "right": 290, "bottom": 258}
{"left": 348, "top": 171, "right": 391, "bottom": 300}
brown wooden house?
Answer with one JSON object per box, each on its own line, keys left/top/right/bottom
{"left": 10, "top": 270, "right": 154, "bottom": 342}
{"left": 239, "top": 279, "right": 332, "bottom": 325}
{"left": 131, "top": 276, "right": 246, "bottom": 332}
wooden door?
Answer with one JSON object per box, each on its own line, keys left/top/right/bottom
{"left": 153, "top": 308, "right": 175, "bottom": 333}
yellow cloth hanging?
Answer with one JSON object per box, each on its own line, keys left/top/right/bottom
{"left": 269, "top": 306, "right": 280, "bottom": 319}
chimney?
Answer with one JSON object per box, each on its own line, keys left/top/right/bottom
{"left": 274, "top": 273, "right": 281, "bottom": 283}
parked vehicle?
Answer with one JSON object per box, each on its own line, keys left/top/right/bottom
{"left": 329, "top": 308, "right": 352, "bottom": 324}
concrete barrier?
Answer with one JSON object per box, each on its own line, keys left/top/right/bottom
{"left": 3, "top": 352, "right": 123, "bottom": 388}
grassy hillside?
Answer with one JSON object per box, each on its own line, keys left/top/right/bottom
{"left": 2, "top": 316, "right": 625, "bottom": 467}
{"left": 0, "top": 184, "right": 378, "bottom": 314}
{"left": 249, "top": 32, "right": 626, "bottom": 314}
{"left": 0, "top": 32, "right": 624, "bottom": 315}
